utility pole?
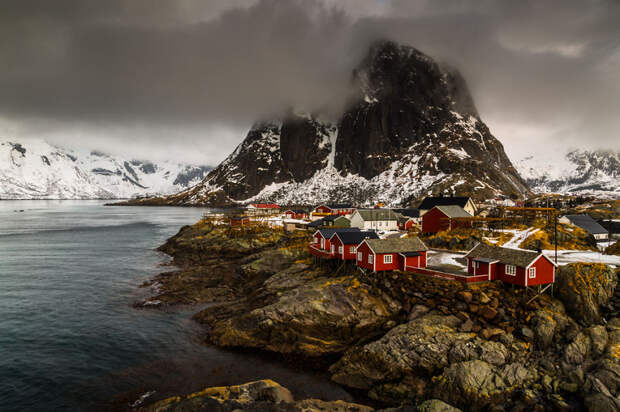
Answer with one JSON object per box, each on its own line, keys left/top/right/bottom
{"left": 554, "top": 212, "right": 558, "bottom": 265}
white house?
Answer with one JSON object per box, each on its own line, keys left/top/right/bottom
{"left": 349, "top": 209, "right": 400, "bottom": 231}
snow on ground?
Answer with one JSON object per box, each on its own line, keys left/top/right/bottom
{"left": 543, "top": 250, "right": 620, "bottom": 267}
{"left": 501, "top": 228, "right": 539, "bottom": 249}
{"left": 427, "top": 250, "right": 467, "bottom": 268}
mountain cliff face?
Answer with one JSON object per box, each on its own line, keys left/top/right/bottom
{"left": 517, "top": 149, "right": 620, "bottom": 197}
{"left": 147, "top": 41, "right": 529, "bottom": 207}
{"left": 0, "top": 139, "right": 211, "bottom": 199}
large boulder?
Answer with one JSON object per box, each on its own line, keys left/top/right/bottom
{"left": 433, "top": 360, "right": 537, "bottom": 408}
{"left": 329, "top": 314, "right": 476, "bottom": 391}
{"left": 201, "top": 275, "right": 401, "bottom": 357}
{"left": 138, "top": 379, "right": 375, "bottom": 412}
{"left": 555, "top": 263, "right": 618, "bottom": 325}
{"left": 417, "top": 399, "right": 462, "bottom": 412}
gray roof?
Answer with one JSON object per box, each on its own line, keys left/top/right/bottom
{"left": 365, "top": 237, "right": 428, "bottom": 253}
{"left": 563, "top": 214, "right": 608, "bottom": 235}
{"left": 316, "top": 228, "right": 360, "bottom": 238}
{"left": 323, "top": 215, "right": 349, "bottom": 222}
{"left": 419, "top": 196, "right": 472, "bottom": 210}
{"left": 433, "top": 205, "right": 472, "bottom": 218}
{"left": 330, "top": 231, "right": 379, "bottom": 244}
{"left": 464, "top": 243, "right": 553, "bottom": 268}
{"left": 393, "top": 208, "right": 420, "bottom": 218}
{"left": 325, "top": 203, "right": 353, "bottom": 209}
{"left": 355, "top": 209, "right": 400, "bottom": 221}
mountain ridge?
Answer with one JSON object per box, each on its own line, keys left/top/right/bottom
{"left": 0, "top": 139, "right": 212, "bottom": 199}
{"left": 123, "top": 40, "right": 531, "bottom": 207}
{"left": 516, "top": 149, "right": 620, "bottom": 197}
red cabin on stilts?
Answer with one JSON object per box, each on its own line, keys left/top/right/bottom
{"left": 356, "top": 237, "right": 428, "bottom": 272}
{"left": 329, "top": 231, "right": 379, "bottom": 261}
{"left": 464, "top": 243, "right": 556, "bottom": 286}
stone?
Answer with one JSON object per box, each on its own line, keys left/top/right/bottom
{"left": 458, "top": 291, "right": 473, "bottom": 303}
{"left": 555, "top": 263, "right": 618, "bottom": 326}
{"left": 409, "top": 304, "right": 431, "bottom": 320}
{"left": 469, "top": 304, "right": 479, "bottom": 313}
{"left": 587, "top": 325, "right": 609, "bottom": 358}
{"left": 480, "top": 341, "right": 509, "bottom": 366}
{"left": 564, "top": 332, "right": 591, "bottom": 365}
{"left": 479, "top": 291, "right": 491, "bottom": 304}
{"left": 330, "top": 314, "right": 472, "bottom": 391}
{"left": 433, "top": 360, "right": 536, "bottom": 408}
{"left": 481, "top": 328, "right": 503, "bottom": 340}
{"left": 459, "top": 319, "right": 473, "bottom": 333}
{"left": 479, "top": 306, "right": 498, "bottom": 321}
{"left": 417, "top": 399, "right": 462, "bottom": 412}
{"left": 584, "top": 393, "right": 620, "bottom": 412}
{"left": 521, "top": 327, "right": 535, "bottom": 341}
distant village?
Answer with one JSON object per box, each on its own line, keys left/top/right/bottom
{"left": 223, "top": 196, "right": 618, "bottom": 298}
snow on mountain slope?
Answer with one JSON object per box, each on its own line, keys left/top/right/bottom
{"left": 0, "top": 139, "right": 211, "bottom": 199}
{"left": 132, "top": 40, "right": 528, "bottom": 207}
{"left": 516, "top": 149, "right": 620, "bottom": 197}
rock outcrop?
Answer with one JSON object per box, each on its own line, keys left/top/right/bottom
{"left": 138, "top": 380, "right": 374, "bottom": 412}
{"left": 139, "top": 219, "right": 620, "bottom": 411}
{"left": 556, "top": 263, "right": 618, "bottom": 325}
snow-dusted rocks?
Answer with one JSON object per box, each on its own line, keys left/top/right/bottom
{"left": 0, "top": 139, "right": 211, "bottom": 199}
{"left": 517, "top": 149, "right": 620, "bottom": 197}
{"left": 138, "top": 41, "right": 530, "bottom": 207}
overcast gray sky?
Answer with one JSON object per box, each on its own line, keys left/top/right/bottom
{"left": 0, "top": 0, "right": 618, "bottom": 165}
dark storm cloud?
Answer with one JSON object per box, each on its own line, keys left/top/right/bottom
{"left": 0, "top": 0, "right": 618, "bottom": 162}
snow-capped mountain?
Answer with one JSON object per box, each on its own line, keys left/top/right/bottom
{"left": 516, "top": 149, "right": 620, "bottom": 197}
{"left": 130, "top": 41, "right": 529, "bottom": 207}
{"left": 0, "top": 139, "right": 212, "bottom": 199}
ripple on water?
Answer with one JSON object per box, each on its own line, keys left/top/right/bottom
{"left": 0, "top": 201, "right": 351, "bottom": 412}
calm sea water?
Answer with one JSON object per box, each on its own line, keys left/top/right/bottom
{"left": 0, "top": 200, "right": 350, "bottom": 411}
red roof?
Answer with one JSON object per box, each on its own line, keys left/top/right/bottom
{"left": 249, "top": 203, "right": 280, "bottom": 209}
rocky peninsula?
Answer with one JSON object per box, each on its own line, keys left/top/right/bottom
{"left": 136, "top": 220, "right": 620, "bottom": 411}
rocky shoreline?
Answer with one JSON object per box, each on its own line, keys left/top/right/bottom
{"left": 135, "top": 220, "right": 620, "bottom": 411}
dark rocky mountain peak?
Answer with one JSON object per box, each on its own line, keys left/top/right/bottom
{"left": 141, "top": 41, "right": 530, "bottom": 207}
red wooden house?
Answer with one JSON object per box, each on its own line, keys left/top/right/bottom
{"left": 284, "top": 209, "right": 308, "bottom": 219}
{"left": 356, "top": 237, "right": 428, "bottom": 272}
{"left": 230, "top": 216, "right": 250, "bottom": 227}
{"left": 398, "top": 217, "right": 417, "bottom": 231}
{"left": 309, "top": 228, "right": 360, "bottom": 259}
{"left": 313, "top": 204, "right": 354, "bottom": 217}
{"left": 329, "top": 231, "right": 379, "bottom": 261}
{"left": 421, "top": 205, "right": 472, "bottom": 234}
{"left": 464, "top": 243, "right": 556, "bottom": 287}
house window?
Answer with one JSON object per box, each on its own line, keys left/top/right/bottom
{"left": 331, "top": 245, "right": 335, "bottom": 253}
{"left": 528, "top": 268, "right": 536, "bottom": 279}
{"left": 338, "top": 246, "right": 343, "bottom": 254}
{"left": 475, "top": 261, "right": 480, "bottom": 269}
{"left": 368, "top": 255, "right": 374, "bottom": 264}
{"left": 384, "top": 255, "right": 392, "bottom": 264}
{"left": 350, "top": 246, "right": 355, "bottom": 253}
{"left": 320, "top": 238, "right": 325, "bottom": 248}
{"left": 357, "top": 252, "right": 362, "bottom": 261}
{"left": 505, "top": 265, "right": 516, "bottom": 276}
